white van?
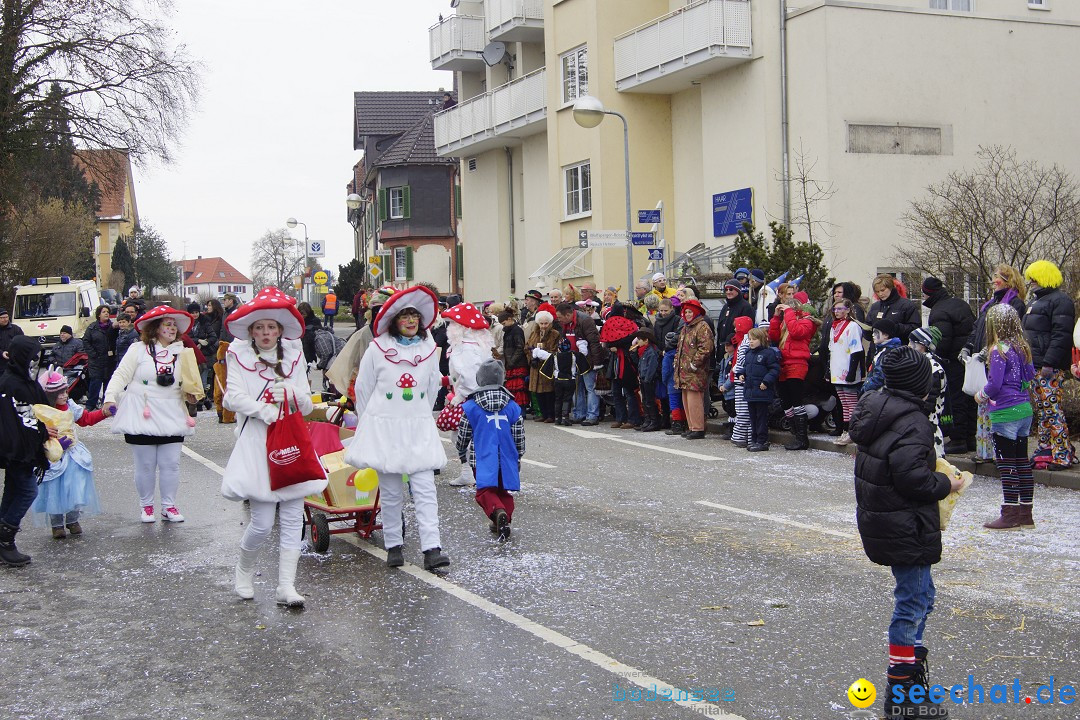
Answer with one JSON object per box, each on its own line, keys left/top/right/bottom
{"left": 11, "top": 277, "right": 102, "bottom": 348}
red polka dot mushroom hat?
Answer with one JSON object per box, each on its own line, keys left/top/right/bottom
{"left": 225, "top": 287, "right": 305, "bottom": 340}
{"left": 373, "top": 285, "right": 439, "bottom": 337}
{"left": 440, "top": 302, "right": 489, "bottom": 330}
{"left": 134, "top": 305, "right": 194, "bottom": 335}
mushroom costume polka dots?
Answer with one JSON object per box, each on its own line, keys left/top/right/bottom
{"left": 440, "top": 302, "right": 489, "bottom": 330}
{"left": 133, "top": 306, "right": 194, "bottom": 335}
{"left": 225, "top": 287, "right": 305, "bottom": 340}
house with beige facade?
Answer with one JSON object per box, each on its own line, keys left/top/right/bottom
{"left": 428, "top": 0, "right": 1080, "bottom": 302}
{"left": 74, "top": 149, "right": 139, "bottom": 288}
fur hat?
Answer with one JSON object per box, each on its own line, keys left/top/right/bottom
{"left": 881, "top": 346, "right": 932, "bottom": 396}
{"left": 475, "top": 358, "right": 506, "bottom": 389}
{"left": 1024, "top": 260, "right": 1063, "bottom": 289}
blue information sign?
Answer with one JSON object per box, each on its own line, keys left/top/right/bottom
{"left": 630, "top": 231, "right": 655, "bottom": 246}
{"left": 712, "top": 188, "right": 754, "bottom": 237}
{"left": 638, "top": 209, "right": 661, "bottom": 224}
{"left": 647, "top": 248, "right": 664, "bottom": 261}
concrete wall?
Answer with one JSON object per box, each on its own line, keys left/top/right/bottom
{"left": 414, "top": 244, "right": 453, "bottom": 293}
{"left": 460, "top": 147, "right": 511, "bottom": 300}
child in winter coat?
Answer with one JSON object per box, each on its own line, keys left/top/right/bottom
{"left": 827, "top": 298, "right": 865, "bottom": 446}
{"left": 632, "top": 329, "right": 662, "bottom": 432}
{"left": 551, "top": 335, "right": 581, "bottom": 426}
{"left": 455, "top": 360, "right": 525, "bottom": 541}
{"left": 908, "top": 326, "right": 948, "bottom": 458}
{"left": 729, "top": 316, "right": 755, "bottom": 447}
{"left": 861, "top": 318, "right": 903, "bottom": 395}
{"left": 661, "top": 330, "right": 686, "bottom": 435}
{"left": 29, "top": 369, "right": 111, "bottom": 538}
{"left": 849, "top": 346, "right": 964, "bottom": 718}
{"left": 740, "top": 328, "right": 780, "bottom": 452}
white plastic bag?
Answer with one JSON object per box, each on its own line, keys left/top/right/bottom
{"left": 962, "top": 353, "right": 987, "bottom": 396}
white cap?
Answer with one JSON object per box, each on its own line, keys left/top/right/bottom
{"left": 651, "top": 273, "right": 665, "bottom": 282}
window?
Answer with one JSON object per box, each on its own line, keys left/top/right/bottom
{"left": 1028, "top": 0, "right": 1047, "bottom": 9}
{"left": 389, "top": 188, "right": 405, "bottom": 219}
{"left": 561, "top": 46, "right": 588, "bottom": 105}
{"left": 218, "top": 285, "right": 227, "bottom": 293}
{"left": 564, "top": 162, "right": 591, "bottom": 219}
{"left": 379, "top": 186, "right": 411, "bottom": 220}
{"left": 929, "top": 0, "right": 972, "bottom": 10}
{"left": 393, "top": 246, "right": 413, "bottom": 281}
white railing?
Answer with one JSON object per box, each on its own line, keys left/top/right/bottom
{"left": 434, "top": 68, "right": 546, "bottom": 152}
{"left": 614, "top": 0, "right": 751, "bottom": 84}
{"left": 429, "top": 15, "right": 486, "bottom": 64}
{"left": 486, "top": 0, "right": 543, "bottom": 34}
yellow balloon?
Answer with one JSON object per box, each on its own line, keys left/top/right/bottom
{"left": 351, "top": 467, "right": 379, "bottom": 494}
{"left": 847, "top": 678, "right": 876, "bottom": 709}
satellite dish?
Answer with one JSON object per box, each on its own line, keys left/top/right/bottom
{"left": 482, "top": 41, "right": 507, "bottom": 67}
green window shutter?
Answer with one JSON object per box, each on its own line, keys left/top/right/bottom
{"left": 405, "top": 246, "right": 414, "bottom": 280}
{"left": 402, "top": 186, "right": 411, "bottom": 219}
{"left": 381, "top": 254, "right": 392, "bottom": 278}
{"left": 378, "top": 188, "right": 387, "bottom": 221}
{"left": 454, "top": 185, "right": 462, "bottom": 219}
{"left": 456, "top": 244, "right": 463, "bottom": 281}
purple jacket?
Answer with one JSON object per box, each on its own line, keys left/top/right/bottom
{"left": 982, "top": 343, "right": 1035, "bottom": 411}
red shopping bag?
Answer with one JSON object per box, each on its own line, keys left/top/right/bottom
{"left": 267, "top": 391, "right": 326, "bottom": 491}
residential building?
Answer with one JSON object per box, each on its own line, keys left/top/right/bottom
{"left": 74, "top": 149, "right": 139, "bottom": 288}
{"left": 177, "top": 257, "right": 254, "bottom": 304}
{"left": 350, "top": 91, "right": 462, "bottom": 295}
{"left": 429, "top": 0, "right": 1080, "bottom": 302}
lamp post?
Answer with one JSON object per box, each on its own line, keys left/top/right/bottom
{"left": 572, "top": 95, "right": 634, "bottom": 305}
{"left": 286, "top": 217, "right": 309, "bottom": 304}
{"left": 346, "top": 193, "right": 365, "bottom": 274}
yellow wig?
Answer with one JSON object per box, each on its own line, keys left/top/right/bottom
{"left": 1024, "top": 260, "right": 1063, "bottom": 289}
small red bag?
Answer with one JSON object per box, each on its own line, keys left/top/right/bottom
{"left": 436, "top": 402, "right": 464, "bottom": 432}
{"left": 266, "top": 391, "right": 326, "bottom": 491}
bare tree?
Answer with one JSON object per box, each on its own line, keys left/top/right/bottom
{"left": 0, "top": 198, "right": 96, "bottom": 306}
{"left": 789, "top": 139, "right": 838, "bottom": 247}
{"left": 251, "top": 229, "right": 304, "bottom": 296}
{"left": 897, "top": 145, "right": 1080, "bottom": 291}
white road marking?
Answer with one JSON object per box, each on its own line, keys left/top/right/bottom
{"left": 442, "top": 435, "right": 557, "bottom": 468}
{"left": 181, "top": 445, "right": 744, "bottom": 719}
{"left": 695, "top": 500, "right": 857, "bottom": 540}
{"left": 558, "top": 426, "right": 724, "bottom": 461}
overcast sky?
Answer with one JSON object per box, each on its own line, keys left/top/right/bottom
{"left": 136, "top": 0, "right": 453, "bottom": 282}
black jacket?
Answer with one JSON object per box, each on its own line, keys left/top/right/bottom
{"left": 715, "top": 296, "right": 753, "bottom": 353}
{"left": 191, "top": 313, "right": 222, "bottom": 359}
{"left": 1022, "top": 286, "right": 1076, "bottom": 370}
{"left": 849, "top": 388, "right": 951, "bottom": 567}
{"left": 82, "top": 322, "right": 117, "bottom": 378}
{"left": 923, "top": 288, "right": 975, "bottom": 361}
{"left": 866, "top": 294, "right": 920, "bottom": 345}
{"left": 502, "top": 323, "right": 527, "bottom": 370}
{"left": 964, "top": 289, "right": 1027, "bottom": 356}
{"left": 0, "top": 321, "right": 24, "bottom": 375}
{"left": 651, "top": 311, "right": 682, "bottom": 356}
{"left": 301, "top": 315, "right": 322, "bottom": 364}
{"left": 0, "top": 336, "right": 49, "bottom": 470}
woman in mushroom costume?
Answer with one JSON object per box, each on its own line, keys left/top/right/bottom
{"left": 441, "top": 302, "right": 494, "bottom": 487}
{"left": 345, "top": 285, "right": 450, "bottom": 572}
{"left": 220, "top": 287, "right": 326, "bottom": 607}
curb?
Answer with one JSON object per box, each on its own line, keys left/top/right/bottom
{"left": 704, "top": 420, "right": 1080, "bottom": 492}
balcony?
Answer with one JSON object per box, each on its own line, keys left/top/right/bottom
{"left": 429, "top": 15, "right": 487, "bottom": 72}
{"left": 614, "top": 0, "right": 752, "bottom": 94}
{"left": 487, "top": 0, "right": 544, "bottom": 43}
{"left": 433, "top": 68, "right": 547, "bottom": 156}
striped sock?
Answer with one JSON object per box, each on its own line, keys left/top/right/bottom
{"left": 889, "top": 644, "right": 916, "bottom": 667}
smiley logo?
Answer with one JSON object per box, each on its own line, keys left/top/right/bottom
{"left": 847, "top": 678, "right": 876, "bottom": 709}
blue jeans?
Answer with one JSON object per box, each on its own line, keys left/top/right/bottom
{"left": 890, "top": 565, "right": 935, "bottom": 647}
{"left": 1, "top": 462, "right": 40, "bottom": 527}
{"left": 85, "top": 377, "right": 104, "bottom": 409}
{"left": 991, "top": 414, "right": 1032, "bottom": 440}
{"left": 571, "top": 369, "right": 599, "bottom": 421}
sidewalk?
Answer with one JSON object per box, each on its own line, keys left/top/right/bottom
{"left": 704, "top": 418, "right": 1080, "bottom": 491}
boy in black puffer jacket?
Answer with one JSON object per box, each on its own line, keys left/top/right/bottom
{"left": 850, "top": 346, "right": 964, "bottom": 718}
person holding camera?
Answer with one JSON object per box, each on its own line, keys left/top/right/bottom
{"left": 104, "top": 306, "right": 199, "bottom": 524}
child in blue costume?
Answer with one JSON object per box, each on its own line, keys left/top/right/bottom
{"left": 30, "top": 368, "right": 110, "bottom": 538}
{"left": 455, "top": 359, "right": 525, "bottom": 541}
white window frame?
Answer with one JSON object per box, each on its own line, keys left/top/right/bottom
{"left": 563, "top": 161, "right": 592, "bottom": 221}
{"left": 389, "top": 187, "right": 405, "bottom": 219}
{"left": 1027, "top": 0, "right": 1048, "bottom": 9}
{"left": 560, "top": 45, "right": 588, "bottom": 107}
{"left": 929, "top": 0, "right": 973, "bottom": 10}
{"left": 393, "top": 247, "right": 408, "bottom": 281}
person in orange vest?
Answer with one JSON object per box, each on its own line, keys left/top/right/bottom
{"left": 320, "top": 288, "right": 339, "bottom": 330}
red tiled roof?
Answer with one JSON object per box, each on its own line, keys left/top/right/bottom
{"left": 74, "top": 149, "right": 132, "bottom": 220}
{"left": 177, "top": 257, "right": 252, "bottom": 285}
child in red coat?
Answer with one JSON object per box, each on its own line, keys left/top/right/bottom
{"left": 768, "top": 289, "right": 822, "bottom": 450}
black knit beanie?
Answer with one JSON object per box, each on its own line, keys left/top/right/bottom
{"left": 881, "top": 346, "right": 932, "bottom": 396}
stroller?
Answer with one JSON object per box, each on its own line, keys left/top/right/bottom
{"left": 60, "top": 352, "right": 90, "bottom": 403}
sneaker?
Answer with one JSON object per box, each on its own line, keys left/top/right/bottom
{"left": 140, "top": 506, "right": 156, "bottom": 523}
{"left": 385, "top": 545, "right": 404, "bottom": 567}
{"left": 161, "top": 507, "right": 185, "bottom": 523}
{"left": 834, "top": 431, "right": 852, "bottom": 446}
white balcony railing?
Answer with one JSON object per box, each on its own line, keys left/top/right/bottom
{"left": 429, "top": 15, "right": 487, "bottom": 71}
{"left": 487, "top": 0, "right": 544, "bottom": 43}
{"left": 614, "top": 0, "right": 752, "bottom": 93}
{"left": 434, "top": 68, "right": 547, "bottom": 155}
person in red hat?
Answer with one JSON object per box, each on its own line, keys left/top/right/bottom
{"left": 767, "top": 288, "right": 821, "bottom": 451}
{"left": 674, "top": 299, "right": 715, "bottom": 439}
{"left": 441, "top": 302, "right": 492, "bottom": 487}
{"left": 219, "top": 287, "right": 327, "bottom": 607}
{"left": 103, "top": 306, "right": 199, "bottom": 524}
{"left": 344, "top": 286, "right": 451, "bottom": 572}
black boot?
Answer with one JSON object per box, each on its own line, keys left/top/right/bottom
{"left": 665, "top": 420, "right": 686, "bottom": 436}
{"left": 0, "top": 521, "right": 32, "bottom": 567}
{"left": 422, "top": 547, "right": 450, "bottom": 572}
{"left": 783, "top": 415, "right": 810, "bottom": 451}
{"left": 884, "top": 663, "right": 949, "bottom": 718}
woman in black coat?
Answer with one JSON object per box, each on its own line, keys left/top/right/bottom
{"left": 81, "top": 305, "right": 117, "bottom": 410}
{"left": 192, "top": 299, "right": 224, "bottom": 409}
{"left": 866, "top": 275, "right": 920, "bottom": 345}
{"left": 296, "top": 302, "right": 322, "bottom": 365}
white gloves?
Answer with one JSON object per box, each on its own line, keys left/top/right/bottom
{"left": 576, "top": 339, "right": 588, "bottom": 354}
{"left": 959, "top": 347, "right": 971, "bottom": 362}
{"left": 270, "top": 381, "right": 286, "bottom": 404}
{"left": 532, "top": 348, "right": 551, "bottom": 361}
{"left": 259, "top": 404, "right": 280, "bottom": 425}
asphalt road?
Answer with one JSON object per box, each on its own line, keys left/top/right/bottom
{"left": 1, "top": 407, "right": 1078, "bottom": 720}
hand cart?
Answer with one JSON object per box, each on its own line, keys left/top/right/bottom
{"left": 302, "top": 421, "right": 382, "bottom": 553}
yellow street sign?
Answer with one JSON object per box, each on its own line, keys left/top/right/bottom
{"left": 368, "top": 265, "right": 382, "bottom": 280}
{"left": 313, "top": 271, "right": 328, "bottom": 286}
{"left": 368, "top": 256, "right": 380, "bottom": 266}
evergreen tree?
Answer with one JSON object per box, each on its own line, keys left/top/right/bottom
{"left": 727, "top": 221, "right": 835, "bottom": 303}
{"left": 336, "top": 258, "right": 367, "bottom": 303}
{"left": 111, "top": 236, "right": 136, "bottom": 291}
{"left": 129, "top": 224, "right": 175, "bottom": 295}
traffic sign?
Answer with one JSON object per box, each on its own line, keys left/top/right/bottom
{"left": 308, "top": 240, "right": 325, "bottom": 258}
{"left": 631, "top": 231, "right": 655, "bottom": 246}
{"left": 647, "top": 248, "right": 664, "bottom": 261}
{"left": 313, "top": 271, "right": 328, "bottom": 286}
{"left": 577, "top": 229, "right": 627, "bottom": 248}
{"left": 638, "top": 209, "right": 661, "bottom": 224}
{"left": 368, "top": 265, "right": 382, "bottom": 281}
{"left": 377, "top": 248, "right": 392, "bottom": 256}
{"left": 368, "top": 256, "right": 380, "bottom": 266}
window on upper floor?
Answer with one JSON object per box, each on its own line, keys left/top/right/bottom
{"left": 564, "top": 161, "right": 591, "bottom": 220}
{"left": 929, "top": 0, "right": 972, "bottom": 10}
{"left": 380, "top": 186, "right": 411, "bottom": 221}
{"left": 561, "top": 45, "right": 588, "bottom": 105}
{"left": 1027, "top": 0, "right": 1047, "bottom": 9}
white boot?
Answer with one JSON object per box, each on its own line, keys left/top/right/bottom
{"left": 449, "top": 464, "right": 474, "bottom": 487}
{"left": 234, "top": 546, "right": 259, "bottom": 600}
{"left": 275, "top": 548, "right": 306, "bottom": 607}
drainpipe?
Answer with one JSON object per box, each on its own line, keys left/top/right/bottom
{"left": 779, "top": 0, "right": 791, "bottom": 228}
{"left": 505, "top": 147, "right": 516, "bottom": 294}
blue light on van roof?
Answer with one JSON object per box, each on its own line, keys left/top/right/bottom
{"left": 28, "top": 278, "right": 37, "bottom": 286}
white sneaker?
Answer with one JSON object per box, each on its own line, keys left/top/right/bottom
{"left": 448, "top": 465, "right": 474, "bottom": 487}
{"left": 140, "top": 505, "right": 156, "bottom": 523}
{"left": 834, "top": 431, "right": 852, "bottom": 446}
{"left": 161, "top": 506, "right": 185, "bottom": 523}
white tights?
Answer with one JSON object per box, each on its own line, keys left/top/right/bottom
{"left": 131, "top": 443, "right": 182, "bottom": 507}
{"left": 240, "top": 498, "right": 304, "bottom": 552}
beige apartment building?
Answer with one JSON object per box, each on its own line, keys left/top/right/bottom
{"left": 428, "top": 0, "right": 1080, "bottom": 302}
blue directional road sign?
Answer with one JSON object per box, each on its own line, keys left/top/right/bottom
{"left": 630, "top": 231, "right": 655, "bottom": 246}
{"left": 647, "top": 248, "right": 664, "bottom": 261}
{"left": 638, "top": 209, "right": 662, "bottom": 224}
{"left": 712, "top": 187, "right": 754, "bottom": 237}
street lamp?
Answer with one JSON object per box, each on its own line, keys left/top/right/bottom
{"left": 573, "top": 94, "right": 634, "bottom": 304}
{"left": 286, "top": 217, "right": 309, "bottom": 304}
{"left": 346, "top": 193, "right": 364, "bottom": 269}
